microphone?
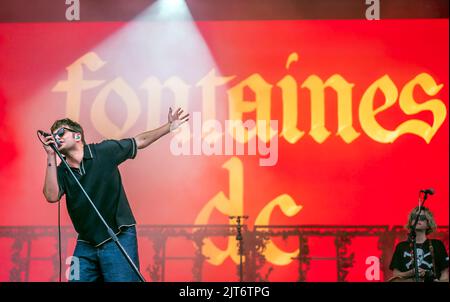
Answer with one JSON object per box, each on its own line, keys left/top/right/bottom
{"left": 420, "top": 188, "right": 435, "bottom": 195}
{"left": 38, "top": 130, "right": 61, "bottom": 147}
{"left": 38, "top": 130, "right": 52, "bottom": 137}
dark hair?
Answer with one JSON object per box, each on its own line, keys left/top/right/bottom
{"left": 50, "top": 118, "right": 86, "bottom": 144}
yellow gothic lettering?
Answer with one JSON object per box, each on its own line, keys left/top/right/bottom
{"left": 91, "top": 77, "right": 141, "bottom": 138}
{"left": 194, "top": 157, "right": 302, "bottom": 266}
{"left": 255, "top": 194, "right": 302, "bottom": 266}
{"left": 276, "top": 52, "right": 305, "bottom": 144}
{"left": 360, "top": 73, "right": 446, "bottom": 143}
{"left": 194, "top": 157, "right": 243, "bottom": 265}
{"left": 197, "top": 69, "right": 235, "bottom": 144}
{"left": 52, "top": 52, "right": 105, "bottom": 121}
{"left": 141, "top": 76, "right": 190, "bottom": 131}
{"left": 53, "top": 52, "right": 446, "bottom": 145}
{"left": 301, "top": 74, "right": 360, "bottom": 143}
{"left": 227, "top": 74, "right": 278, "bottom": 144}
{"left": 398, "top": 73, "right": 446, "bottom": 143}
{"left": 197, "top": 69, "right": 235, "bottom": 126}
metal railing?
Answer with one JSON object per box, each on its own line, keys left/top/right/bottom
{"left": 0, "top": 225, "right": 447, "bottom": 282}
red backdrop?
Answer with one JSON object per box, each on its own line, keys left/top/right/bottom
{"left": 0, "top": 18, "right": 448, "bottom": 281}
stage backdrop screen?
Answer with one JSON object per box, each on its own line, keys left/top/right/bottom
{"left": 0, "top": 14, "right": 448, "bottom": 281}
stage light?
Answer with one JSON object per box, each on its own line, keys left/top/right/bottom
{"left": 153, "top": 0, "right": 189, "bottom": 20}
{"left": 160, "top": 0, "right": 185, "bottom": 9}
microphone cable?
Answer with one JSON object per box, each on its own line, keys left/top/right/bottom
{"left": 37, "top": 130, "right": 62, "bottom": 282}
{"left": 58, "top": 200, "right": 62, "bottom": 282}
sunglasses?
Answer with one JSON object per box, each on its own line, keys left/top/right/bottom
{"left": 53, "top": 127, "right": 77, "bottom": 138}
{"left": 412, "top": 214, "right": 428, "bottom": 221}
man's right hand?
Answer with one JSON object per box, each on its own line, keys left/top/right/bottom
{"left": 39, "top": 133, "right": 56, "bottom": 156}
{"left": 418, "top": 268, "right": 427, "bottom": 278}
{"left": 406, "top": 268, "right": 427, "bottom": 278}
{"left": 400, "top": 268, "right": 427, "bottom": 279}
{"left": 41, "top": 131, "right": 60, "bottom": 202}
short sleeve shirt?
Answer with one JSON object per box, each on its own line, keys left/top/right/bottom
{"left": 389, "top": 239, "right": 449, "bottom": 279}
{"left": 57, "top": 138, "right": 138, "bottom": 246}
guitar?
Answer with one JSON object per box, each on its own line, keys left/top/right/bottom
{"left": 387, "top": 276, "right": 422, "bottom": 282}
{"left": 387, "top": 270, "right": 435, "bottom": 282}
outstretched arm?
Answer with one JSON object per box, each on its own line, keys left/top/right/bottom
{"left": 134, "top": 107, "right": 189, "bottom": 149}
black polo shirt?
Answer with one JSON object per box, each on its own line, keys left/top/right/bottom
{"left": 57, "top": 138, "right": 138, "bottom": 247}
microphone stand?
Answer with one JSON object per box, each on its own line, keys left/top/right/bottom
{"left": 47, "top": 140, "right": 145, "bottom": 282}
{"left": 408, "top": 191, "right": 430, "bottom": 282}
{"left": 229, "top": 215, "right": 248, "bottom": 282}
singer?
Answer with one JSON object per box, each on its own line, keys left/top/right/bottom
{"left": 38, "top": 108, "right": 189, "bottom": 282}
{"left": 388, "top": 206, "right": 449, "bottom": 282}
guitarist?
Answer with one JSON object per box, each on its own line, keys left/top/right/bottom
{"left": 389, "top": 206, "right": 449, "bottom": 282}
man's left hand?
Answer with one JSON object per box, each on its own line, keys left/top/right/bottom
{"left": 168, "top": 107, "right": 189, "bottom": 131}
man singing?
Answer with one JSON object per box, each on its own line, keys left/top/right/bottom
{"left": 39, "top": 108, "right": 188, "bottom": 282}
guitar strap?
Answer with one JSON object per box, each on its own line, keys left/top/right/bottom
{"left": 429, "top": 239, "right": 437, "bottom": 278}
